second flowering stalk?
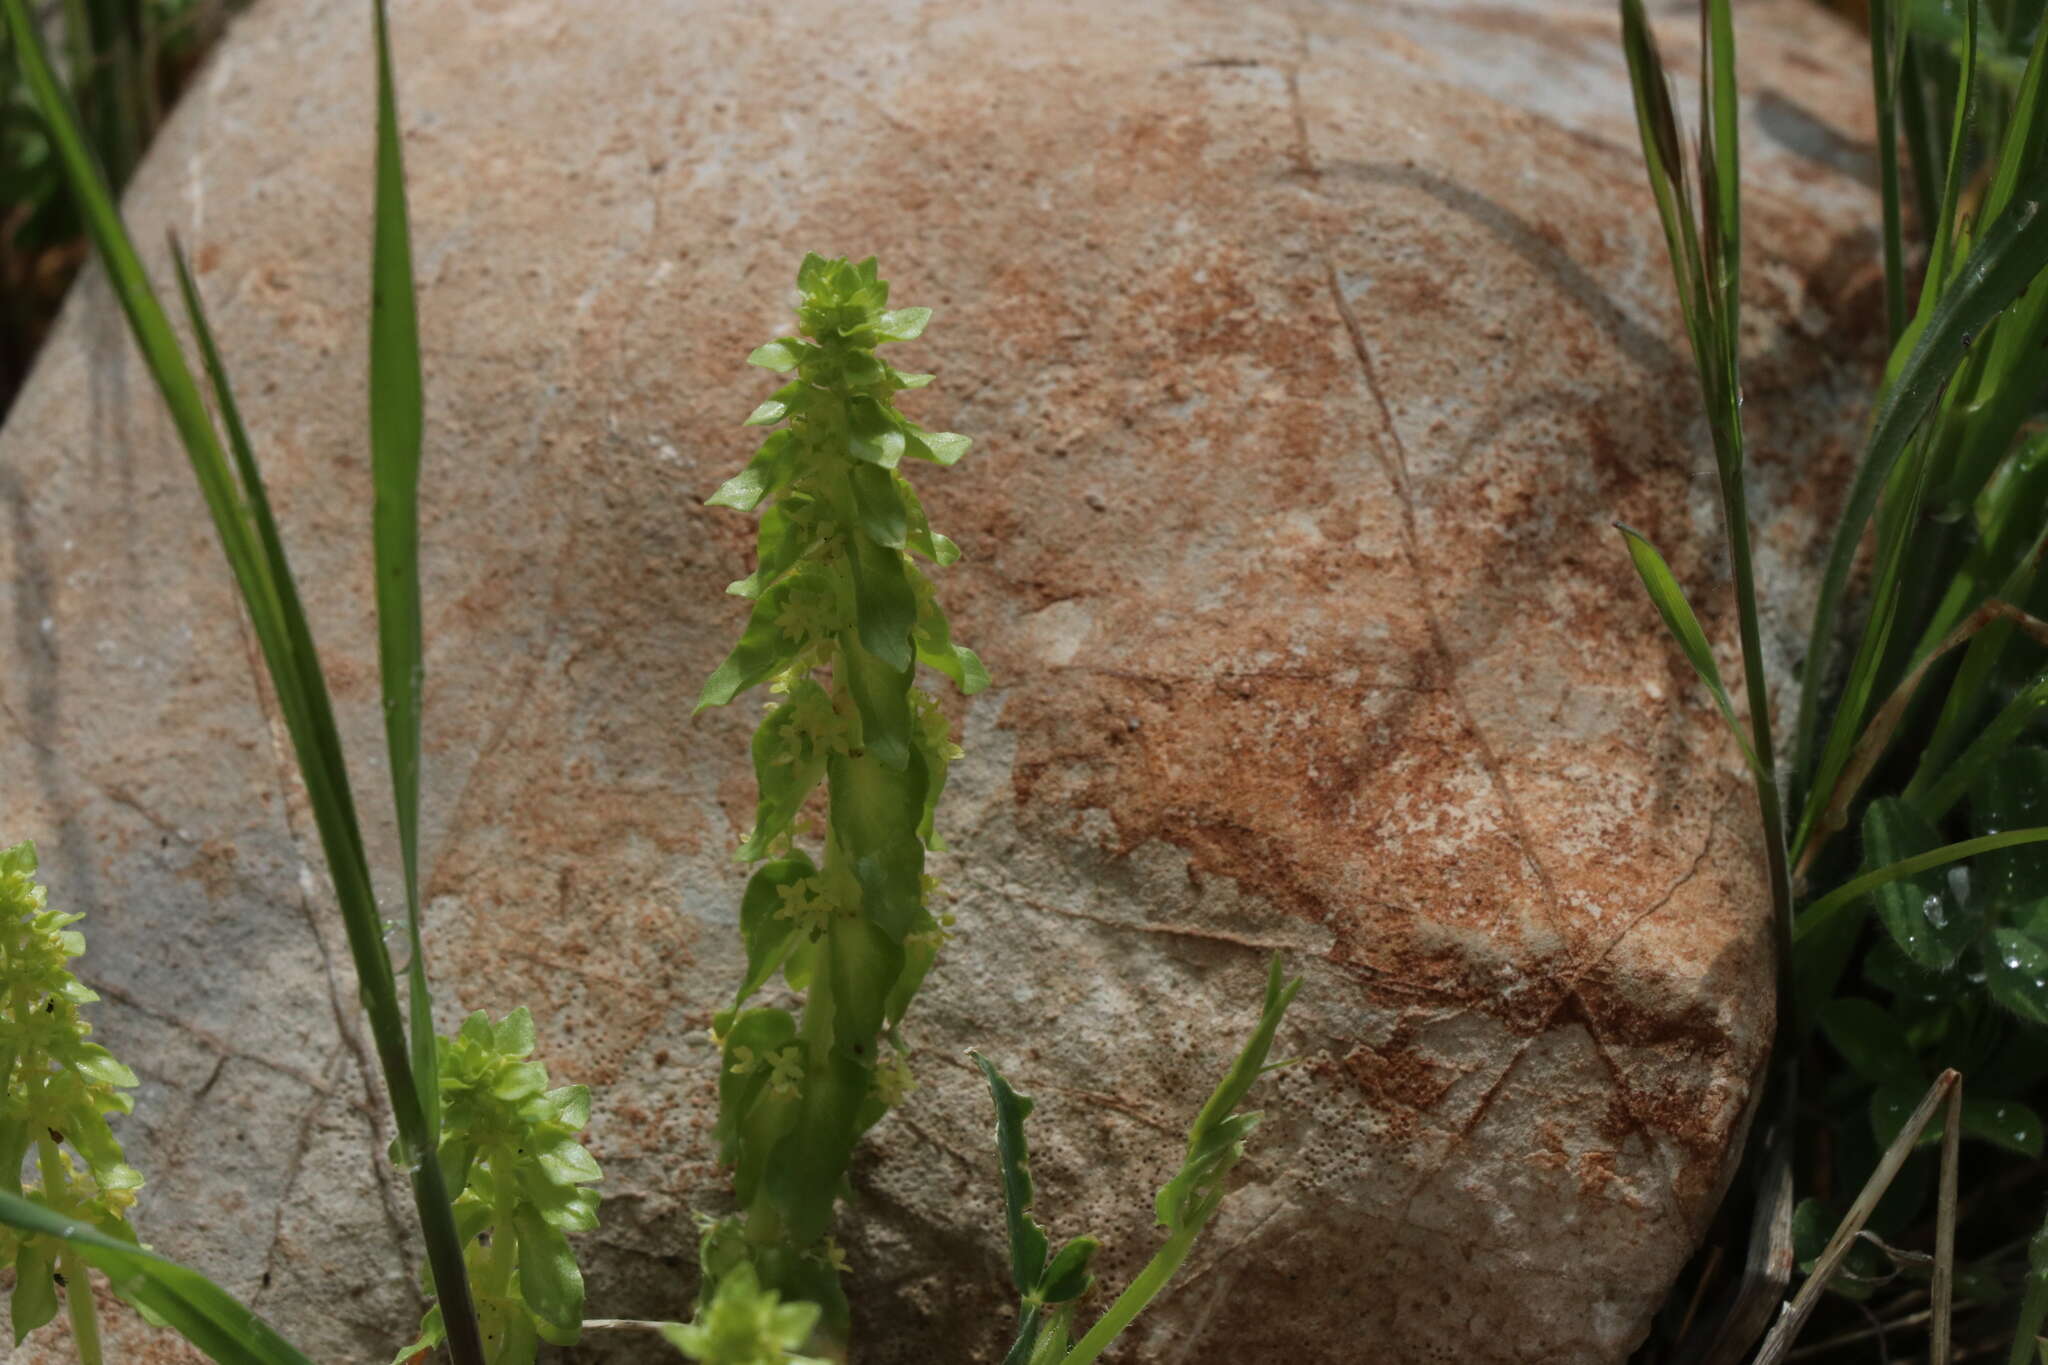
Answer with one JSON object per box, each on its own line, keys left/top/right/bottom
{"left": 694, "top": 254, "right": 986, "bottom": 1342}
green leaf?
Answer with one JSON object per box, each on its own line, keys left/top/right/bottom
{"left": 747, "top": 338, "right": 807, "bottom": 372}
{"left": 391, "top": 1306, "right": 446, "bottom": 1365}
{"left": 907, "top": 429, "right": 971, "bottom": 466}
{"left": 743, "top": 397, "right": 791, "bottom": 427}
{"left": 844, "top": 532, "right": 918, "bottom": 676}
{"left": 660, "top": 1262, "right": 828, "bottom": 1365}
{"left": 11, "top": 1236, "right": 58, "bottom": 1344}
{"left": 696, "top": 567, "right": 826, "bottom": 712}
{"left": 489, "top": 1062, "right": 547, "bottom": 1103}
{"left": 761, "top": 1051, "right": 868, "bottom": 1244}
{"left": 1870, "top": 1082, "right": 2046, "bottom": 1159}
{"left": 849, "top": 463, "right": 909, "bottom": 550}
{"left": 1989, "top": 928, "right": 2048, "bottom": 1025}
{"left": 1818, "top": 998, "right": 1924, "bottom": 1089}
{"left": 366, "top": 0, "right": 438, "bottom": 1163}
{"left": 1037, "top": 1237, "right": 1098, "bottom": 1304}
{"left": 825, "top": 915, "right": 903, "bottom": 1050}
{"left": 738, "top": 685, "right": 831, "bottom": 860}
{"left": 1961, "top": 1094, "right": 2044, "bottom": 1158}
{"left": 533, "top": 1134, "right": 602, "bottom": 1187}
{"left": 838, "top": 632, "right": 915, "bottom": 770}
{"left": 971, "top": 1052, "right": 1052, "bottom": 1297}
{"left": 913, "top": 568, "right": 990, "bottom": 696}
{"left": 734, "top": 856, "right": 818, "bottom": 1008}
{"left": 1863, "top": 798, "right": 1975, "bottom": 970}
{"left": 872, "top": 307, "right": 932, "bottom": 342}
{"left": 709, "top": 430, "right": 797, "bottom": 511}
{"left": 1615, "top": 526, "right": 1762, "bottom": 778}
{"left": 1911, "top": 667, "right": 2048, "bottom": 820}
{"left": 0, "top": 1192, "right": 316, "bottom": 1364}
{"left": 1791, "top": 1197, "right": 1836, "bottom": 1270}
{"left": 1975, "top": 747, "right": 2048, "bottom": 908}
{"left": 1156, "top": 957, "right": 1302, "bottom": 1232}
{"left": 728, "top": 497, "right": 818, "bottom": 600}
{"left": 492, "top": 1007, "right": 537, "bottom": 1059}
{"left": 715, "top": 1009, "right": 798, "bottom": 1168}
{"left": 846, "top": 395, "right": 907, "bottom": 468}
{"left": 513, "top": 1203, "right": 584, "bottom": 1339}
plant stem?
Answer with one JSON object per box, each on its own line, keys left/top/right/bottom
{"left": 58, "top": 1246, "right": 102, "bottom": 1365}
{"left": 1060, "top": 1224, "right": 1203, "bottom": 1365}
{"left": 35, "top": 1135, "right": 103, "bottom": 1365}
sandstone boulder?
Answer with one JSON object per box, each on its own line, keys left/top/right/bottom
{"left": 0, "top": 0, "right": 1880, "bottom": 1360}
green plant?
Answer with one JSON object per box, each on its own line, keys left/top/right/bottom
{"left": 975, "top": 957, "right": 1301, "bottom": 1365}
{"left": 0, "top": 840, "right": 141, "bottom": 1362}
{"left": 689, "top": 251, "right": 985, "bottom": 1344}
{"left": 2, "top": 9, "right": 1301, "bottom": 1364}
{"left": 1617, "top": 0, "right": 2048, "bottom": 1359}
{"left": 394, "top": 1010, "right": 603, "bottom": 1364}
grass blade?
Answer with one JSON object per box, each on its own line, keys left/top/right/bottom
{"left": 367, "top": 0, "right": 436, "bottom": 1153}
{"left": 1616, "top": 526, "right": 1760, "bottom": 778}
{"left": 1797, "top": 597, "right": 2048, "bottom": 872}
{"left": 0, "top": 3, "right": 486, "bottom": 1359}
{"left": 1909, "top": 664, "right": 2048, "bottom": 820}
{"left": 1789, "top": 152, "right": 2048, "bottom": 842}
{"left": 1791, "top": 826, "right": 2048, "bottom": 944}
{"left": 0, "top": 1193, "right": 316, "bottom": 1365}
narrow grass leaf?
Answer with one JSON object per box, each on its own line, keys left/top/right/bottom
{"left": 1616, "top": 526, "right": 1761, "bottom": 777}
{"left": 0, "top": 1192, "right": 315, "bottom": 1365}
{"left": 1909, "top": 665, "right": 2048, "bottom": 820}
{"left": 368, "top": 0, "right": 437, "bottom": 1152}
{"left": 1794, "top": 827, "right": 2048, "bottom": 943}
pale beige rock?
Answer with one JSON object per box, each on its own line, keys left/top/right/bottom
{"left": 0, "top": 0, "right": 1880, "bottom": 1361}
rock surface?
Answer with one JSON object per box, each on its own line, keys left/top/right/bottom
{"left": 0, "top": 0, "right": 1881, "bottom": 1361}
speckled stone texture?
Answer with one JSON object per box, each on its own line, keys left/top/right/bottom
{"left": 0, "top": 0, "right": 1881, "bottom": 1361}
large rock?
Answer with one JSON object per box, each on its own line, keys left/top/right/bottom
{"left": 0, "top": 0, "right": 1880, "bottom": 1360}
